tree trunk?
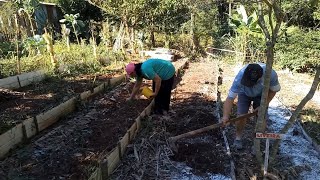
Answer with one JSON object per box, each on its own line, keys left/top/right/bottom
{"left": 254, "top": 43, "right": 274, "bottom": 169}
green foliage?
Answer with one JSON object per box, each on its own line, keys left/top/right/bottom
{"left": 226, "top": 4, "right": 265, "bottom": 63}
{"left": 22, "top": 35, "right": 46, "bottom": 56}
{"left": 275, "top": 26, "right": 320, "bottom": 72}
{"left": 57, "top": 0, "right": 103, "bottom": 22}
{"left": 0, "top": 42, "right": 16, "bottom": 58}
{"left": 282, "top": 0, "right": 320, "bottom": 28}
{"left": 59, "top": 13, "right": 85, "bottom": 34}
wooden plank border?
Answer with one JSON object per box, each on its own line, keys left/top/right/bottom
{"left": 0, "top": 70, "right": 45, "bottom": 89}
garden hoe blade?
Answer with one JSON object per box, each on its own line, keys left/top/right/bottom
{"left": 168, "top": 111, "right": 257, "bottom": 153}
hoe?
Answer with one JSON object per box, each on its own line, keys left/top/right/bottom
{"left": 168, "top": 111, "right": 258, "bottom": 152}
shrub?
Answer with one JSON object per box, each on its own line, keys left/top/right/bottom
{"left": 275, "top": 26, "right": 320, "bottom": 72}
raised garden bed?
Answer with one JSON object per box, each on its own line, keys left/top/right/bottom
{"left": 0, "top": 59, "right": 188, "bottom": 179}
{"left": 110, "top": 59, "right": 233, "bottom": 179}
{"left": 0, "top": 70, "right": 123, "bottom": 134}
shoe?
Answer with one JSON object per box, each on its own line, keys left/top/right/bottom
{"left": 233, "top": 139, "right": 243, "bottom": 150}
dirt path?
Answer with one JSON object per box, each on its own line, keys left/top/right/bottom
{"left": 110, "top": 58, "right": 232, "bottom": 179}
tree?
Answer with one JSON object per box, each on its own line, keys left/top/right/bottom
{"left": 252, "top": 0, "right": 285, "bottom": 173}
{"left": 251, "top": 0, "right": 320, "bottom": 177}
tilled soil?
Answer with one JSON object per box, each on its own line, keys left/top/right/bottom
{"left": 0, "top": 60, "right": 187, "bottom": 180}
{"left": 0, "top": 72, "right": 121, "bottom": 134}
{"left": 110, "top": 58, "right": 231, "bottom": 179}
{"left": 0, "top": 82, "right": 151, "bottom": 180}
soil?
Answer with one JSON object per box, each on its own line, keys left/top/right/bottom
{"left": 1, "top": 57, "right": 318, "bottom": 180}
{"left": 0, "top": 81, "right": 151, "bottom": 180}
{"left": 0, "top": 60, "right": 186, "bottom": 180}
{"left": 0, "top": 71, "right": 122, "bottom": 134}
{"left": 111, "top": 59, "right": 231, "bottom": 179}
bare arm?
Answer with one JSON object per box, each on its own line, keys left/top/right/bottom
{"left": 152, "top": 74, "right": 162, "bottom": 96}
{"left": 267, "top": 89, "right": 276, "bottom": 104}
{"left": 254, "top": 89, "right": 277, "bottom": 112}
{"left": 129, "top": 79, "right": 143, "bottom": 100}
{"left": 222, "top": 97, "right": 235, "bottom": 121}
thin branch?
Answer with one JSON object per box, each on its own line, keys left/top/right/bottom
{"left": 268, "top": 6, "right": 273, "bottom": 37}
{"left": 86, "top": 0, "right": 108, "bottom": 13}
{"left": 262, "top": 0, "right": 272, "bottom": 7}
{"left": 257, "top": 0, "right": 271, "bottom": 40}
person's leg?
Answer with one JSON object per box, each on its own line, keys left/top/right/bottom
{"left": 161, "top": 76, "right": 174, "bottom": 112}
{"left": 153, "top": 80, "right": 163, "bottom": 114}
{"left": 234, "top": 94, "right": 252, "bottom": 149}
{"left": 236, "top": 94, "right": 252, "bottom": 139}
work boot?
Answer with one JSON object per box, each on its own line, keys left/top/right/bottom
{"left": 233, "top": 139, "right": 243, "bottom": 150}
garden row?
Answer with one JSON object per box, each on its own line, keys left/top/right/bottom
{"left": 0, "top": 58, "right": 188, "bottom": 179}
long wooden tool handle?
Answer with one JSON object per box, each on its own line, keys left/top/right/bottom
{"left": 169, "top": 111, "right": 257, "bottom": 142}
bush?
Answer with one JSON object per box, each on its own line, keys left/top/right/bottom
{"left": 275, "top": 26, "right": 320, "bottom": 72}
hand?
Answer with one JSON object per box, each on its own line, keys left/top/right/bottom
{"left": 254, "top": 106, "right": 260, "bottom": 113}
{"left": 222, "top": 116, "right": 230, "bottom": 127}
{"left": 126, "top": 97, "right": 133, "bottom": 101}
{"left": 149, "top": 92, "right": 157, "bottom": 98}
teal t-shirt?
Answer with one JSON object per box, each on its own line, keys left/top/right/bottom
{"left": 141, "top": 59, "right": 175, "bottom": 80}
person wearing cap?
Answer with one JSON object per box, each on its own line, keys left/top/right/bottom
{"left": 125, "top": 58, "right": 176, "bottom": 115}
{"left": 222, "top": 63, "right": 281, "bottom": 150}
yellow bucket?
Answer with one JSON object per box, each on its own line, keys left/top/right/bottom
{"left": 141, "top": 86, "right": 153, "bottom": 99}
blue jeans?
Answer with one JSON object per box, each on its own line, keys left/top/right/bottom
{"left": 237, "top": 94, "right": 261, "bottom": 115}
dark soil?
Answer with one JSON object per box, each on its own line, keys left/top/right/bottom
{"left": 0, "top": 60, "right": 187, "bottom": 180}
{"left": 110, "top": 60, "right": 230, "bottom": 179}
{"left": 168, "top": 97, "right": 229, "bottom": 177}
{"left": 0, "top": 72, "right": 121, "bottom": 134}
{"left": 0, "top": 81, "right": 151, "bottom": 180}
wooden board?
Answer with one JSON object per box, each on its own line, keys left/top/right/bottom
{"left": 36, "top": 97, "right": 76, "bottom": 131}
{"left": 107, "top": 146, "right": 120, "bottom": 175}
{"left": 18, "top": 70, "right": 45, "bottom": 88}
{"left": 0, "top": 124, "right": 23, "bottom": 158}
{"left": 0, "top": 76, "right": 19, "bottom": 89}
{"left": 80, "top": 90, "right": 91, "bottom": 100}
{"left": 128, "top": 122, "right": 137, "bottom": 140}
{"left": 120, "top": 132, "right": 130, "bottom": 157}
{"left": 110, "top": 75, "right": 125, "bottom": 87}
{"left": 0, "top": 70, "right": 45, "bottom": 89}
{"left": 93, "top": 83, "right": 105, "bottom": 95}
{"left": 22, "top": 117, "right": 37, "bottom": 138}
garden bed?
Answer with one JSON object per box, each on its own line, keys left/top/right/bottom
{"left": 110, "top": 58, "right": 233, "bottom": 179}
{"left": 0, "top": 59, "right": 187, "bottom": 179}
{"left": 0, "top": 70, "right": 122, "bottom": 134}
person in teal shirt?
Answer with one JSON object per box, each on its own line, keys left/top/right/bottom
{"left": 125, "top": 58, "right": 176, "bottom": 115}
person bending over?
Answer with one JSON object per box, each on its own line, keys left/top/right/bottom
{"left": 125, "top": 58, "right": 175, "bottom": 115}
{"left": 222, "top": 63, "right": 281, "bottom": 150}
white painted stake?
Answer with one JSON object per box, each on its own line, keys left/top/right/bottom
{"left": 263, "top": 138, "right": 270, "bottom": 176}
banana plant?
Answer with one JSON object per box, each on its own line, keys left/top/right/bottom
{"left": 59, "top": 13, "right": 85, "bottom": 45}
{"left": 229, "top": 5, "right": 264, "bottom": 38}
{"left": 229, "top": 4, "right": 265, "bottom": 62}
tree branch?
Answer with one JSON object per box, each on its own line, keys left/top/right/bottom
{"left": 86, "top": 0, "right": 108, "bottom": 13}
{"left": 257, "top": 0, "right": 271, "bottom": 40}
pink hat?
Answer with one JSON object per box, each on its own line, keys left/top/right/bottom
{"left": 125, "top": 62, "right": 135, "bottom": 77}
